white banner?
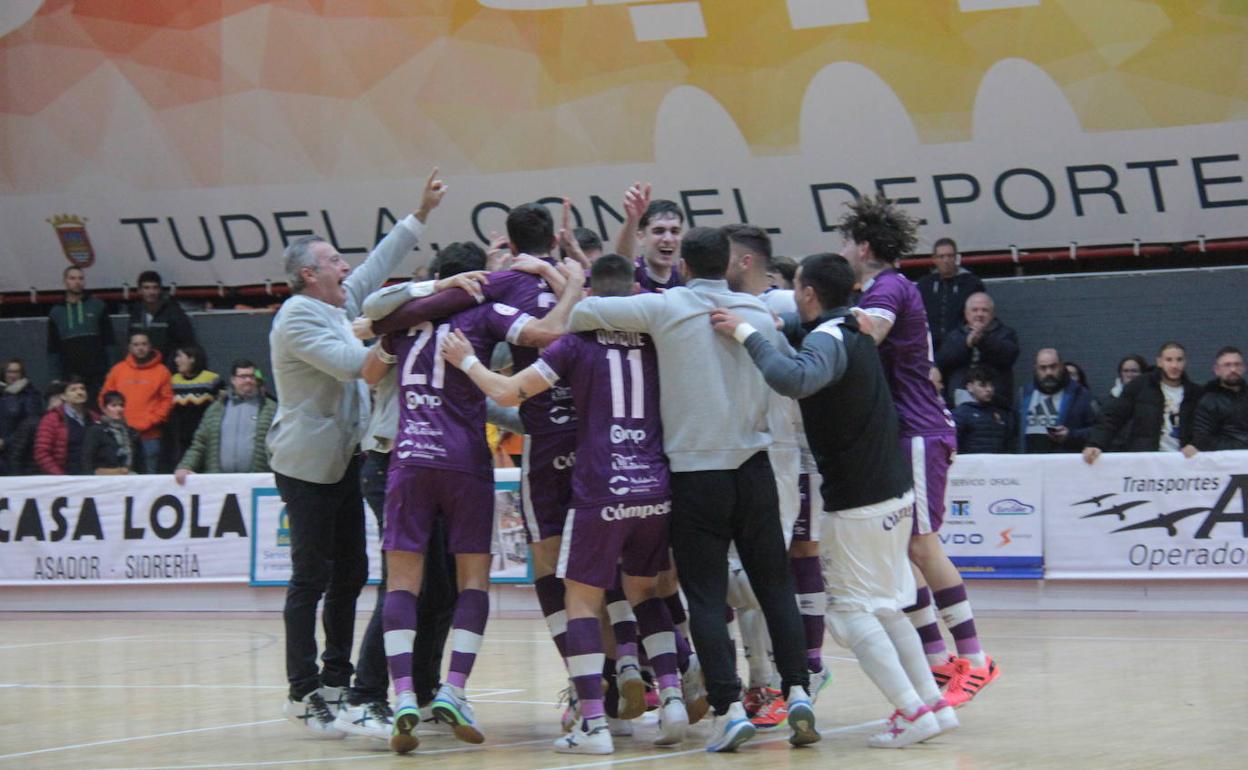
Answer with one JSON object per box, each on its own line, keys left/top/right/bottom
{"left": 1044, "top": 451, "right": 1248, "bottom": 579}
{"left": 942, "top": 454, "right": 1044, "bottom": 578}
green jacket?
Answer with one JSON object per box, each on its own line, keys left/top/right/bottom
{"left": 177, "top": 393, "right": 276, "bottom": 473}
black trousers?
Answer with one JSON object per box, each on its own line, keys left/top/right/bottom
{"left": 669, "top": 451, "right": 809, "bottom": 712}
{"left": 276, "top": 456, "right": 368, "bottom": 701}
{"left": 351, "top": 449, "right": 458, "bottom": 706}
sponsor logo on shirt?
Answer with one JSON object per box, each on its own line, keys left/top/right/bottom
{"left": 610, "top": 425, "right": 646, "bottom": 444}
{"left": 405, "top": 392, "right": 443, "bottom": 409}
{"left": 599, "top": 500, "right": 672, "bottom": 522}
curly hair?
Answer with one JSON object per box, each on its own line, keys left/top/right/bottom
{"left": 838, "top": 195, "right": 919, "bottom": 264}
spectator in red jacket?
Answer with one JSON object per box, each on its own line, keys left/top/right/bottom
{"left": 34, "top": 378, "right": 98, "bottom": 475}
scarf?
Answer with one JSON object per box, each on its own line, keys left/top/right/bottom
{"left": 101, "top": 416, "right": 133, "bottom": 469}
{"left": 4, "top": 378, "right": 29, "bottom": 396}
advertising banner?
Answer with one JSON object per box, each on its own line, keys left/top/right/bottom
{"left": 942, "top": 454, "right": 1044, "bottom": 578}
{"left": 1043, "top": 451, "right": 1248, "bottom": 579}
{"left": 2, "top": 2, "right": 1246, "bottom": 291}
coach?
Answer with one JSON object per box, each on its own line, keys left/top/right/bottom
{"left": 268, "top": 169, "right": 445, "bottom": 733}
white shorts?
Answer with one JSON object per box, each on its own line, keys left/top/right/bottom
{"left": 819, "top": 492, "right": 916, "bottom": 615}
{"left": 768, "top": 445, "right": 802, "bottom": 548}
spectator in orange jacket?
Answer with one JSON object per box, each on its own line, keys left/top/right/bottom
{"left": 100, "top": 331, "right": 173, "bottom": 473}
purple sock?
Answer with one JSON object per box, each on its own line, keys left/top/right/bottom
{"left": 634, "top": 597, "right": 681, "bottom": 692}
{"left": 933, "top": 584, "right": 983, "bottom": 660}
{"left": 383, "top": 589, "right": 419, "bottom": 696}
{"left": 446, "top": 588, "right": 489, "bottom": 689}
{"left": 606, "top": 587, "right": 639, "bottom": 661}
{"left": 534, "top": 575, "right": 568, "bottom": 660}
{"left": 904, "top": 586, "right": 949, "bottom": 662}
{"left": 789, "top": 555, "right": 826, "bottom": 671}
{"left": 566, "top": 617, "right": 606, "bottom": 723}
{"left": 662, "top": 592, "right": 692, "bottom": 671}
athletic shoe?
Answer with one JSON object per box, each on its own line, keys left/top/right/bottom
{"left": 705, "top": 702, "right": 756, "bottom": 753}
{"left": 607, "top": 716, "right": 634, "bottom": 737}
{"left": 558, "top": 685, "right": 580, "bottom": 733}
{"left": 786, "top": 687, "right": 820, "bottom": 747}
{"left": 418, "top": 703, "right": 454, "bottom": 735}
{"left": 334, "top": 700, "right": 393, "bottom": 741}
{"left": 390, "top": 705, "right": 421, "bottom": 754}
{"left": 931, "top": 655, "right": 966, "bottom": 691}
{"left": 927, "top": 697, "right": 959, "bottom": 735}
{"left": 749, "top": 689, "right": 788, "bottom": 729}
{"left": 617, "top": 664, "right": 647, "bottom": 720}
{"left": 554, "top": 723, "right": 614, "bottom": 754}
{"left": 867, "top": 706, "right": 940, "bottom": 748}
{"left": 431, "top": 685, "right": 484, "bottom": 744}
{"left": 742, "top": 686, "right": 767, "bottom": 718}
{"left": 947, "top": 657, "right": 1000, "bottom": 707}
{"left": 681, "top": 655, "right": 710, "bottom": 725}
{"left": 283, "top": 689, "right": 346, "bottom": 739}
{"left": 653, "top": 695, "right": 689, "bottom": 746}
{"left": 809, "top": 665, "right": 833, "bottom": 704}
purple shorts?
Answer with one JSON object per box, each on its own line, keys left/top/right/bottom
{"left": 794, "top": 472, "right": 822, "bottom": 543}
{"left": 557, "top": 497, "right": 672, "bottom": 589}
{"left": 520, "top": 433, "right": 576, "bottom": 543}
{"left": 383, "top": 465, "right": 494, "bottom": 554}
{"left": 900, "top": 433, "right": 956, "bottom": 535}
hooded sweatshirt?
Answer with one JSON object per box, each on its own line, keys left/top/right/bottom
{"left": 100, "top": 350, "right": 174, "bottom": 440}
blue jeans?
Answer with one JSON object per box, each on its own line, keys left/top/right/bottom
{"left": 141, "top": 437, "right": 161, "bottom": 474}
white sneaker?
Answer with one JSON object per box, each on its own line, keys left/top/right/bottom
{"left": 417, "top": 703, "right": 455, "bottom": 735}
{"left": 558, "top": 685, "right": 581, "bottom": 733}
{"left": 786, "top": 687, "right": 820, "bottom": 747}
{"left": 431, "top": 685, "right": 484, "bottom": 744}
{"left": 654, "top": 694, "right": 689, "bottom": 746}
{"left": 809, "top": 665, "right": 833, "bottom": 704}
{"left": 867, "top": 706, "right": 941, "bottom": 748}
{"left": 927, "top": 697, "right": 960, "bottom": 735}
{"left": 390, "top": 705, "right": 421, "bottom": 754}
{"left": 607, "top": 716, "right": 634, "bottom": 737}
{"left": 617, "top": 664, "right": 647, "bottom": 720}
{"left": 554, "top": 722, "right": 614, "bottom": 754}
{"left": 681, "top": 654, "right": 710, "bottom": 725}
{"left": 283, "top": 690, "right": 346, "bottom": 739}
{"left": 705, "top": 702, "right": 756, "bottom": 753}
{"left": 334, "top": 700, "right": 393, "bottom": 741}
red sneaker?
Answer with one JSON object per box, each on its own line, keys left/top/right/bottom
{"left": 947, "top": 657, "right": 1000, "bottom": 707}
{"left": 930, "top": 655, "right": 966, "bottom": 691}
{"left": 748, "top": 689, "right": 788, "bottom": 729}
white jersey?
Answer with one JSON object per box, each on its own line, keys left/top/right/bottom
{"left": 762, "top": 290, "right": 817, "bottom": 473}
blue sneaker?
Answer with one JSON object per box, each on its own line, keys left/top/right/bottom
{"left": 786, "top": 686, "right": 820, "bottom": 747}
{"left": 431, "top": 685, "right": 484, "bottom": 744}
{"left": 705, "top": 702, "right": 756, "bottom": 753}
{"left": 809, "top": 665, "right": 833, "bottom": 704}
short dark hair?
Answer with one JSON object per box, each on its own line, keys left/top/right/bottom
{"left": 1158, "top": 341, "right": 1186, "bottom": 356}
{"left": 589, "top": 254, "right": 635, "bottom": 298}
{"left": 839, "top": 195, "right": 919, "bottom": 264}
{"left": 1118, "top": 354, "right": 1148, "bottom": 375}
{"left": 63, "top": 265, "right": 83, "bottom": 278}
{"left": 797, "top": 253, "right": 855, "bottom": 310}
{"left": 680, "top": 227, "right": 731, "bottom": 279}
{"left": 1064, "top": 361, "right": 1089, "bottom": 389}
{"left": 1215, "top": 346, "right": 1244, "bottom": 361}
{"left": 506, "top": 203, "right": 555, "bottom": 255}
{"left": 129, "top": 331, "right": 151, "bottom": 344}
{"left": 63, "top": 375, "right": 85, "bottom": 390}
{"left": 639, "top": 199, "right": 684, "bottom": 230}
{"left": 966, "top": 365, "right": 995, "bottom": 385}
{"left": 767, "top": 255, "right": 797, "bottom": 284}
{"left": 43, "top": 380, "right": 66, "bottom": 400}
{"left": 137, "top": 270, "right": 162, "bottom": 286}
{"left": 433, "top": 242, "right": 487, "bottom": 279}
{"left": 722, "top": 224, "right": 772, "bottom": 261}
{"left": 176, "top": 344, "right": 208, "bottom": 376}
{"left": 573, "top": 227, "right": 603, "bottom": 255}
{"left": 932, "top": 237, "right": 958, "bottom": 254}
{"left": 231, "top": 358, "right": 257, "bottom": 376}
{"left": 101, "top": 390, "right": 125, "bottom": 407}
{"left": 4, "top": 358, "right": 24, "bottom": 377}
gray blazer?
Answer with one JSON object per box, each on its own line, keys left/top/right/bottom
{"left": 266, "top": 216, "right": 424, "bottom": 483}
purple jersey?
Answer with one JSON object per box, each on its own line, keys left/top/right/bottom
{"left": 387, "top": 301, "right": 533, "bottom": 478}
{"left": 858, "top": 268, "right": 955, "bottom": 438}
{"left": 634, "top": 257, "right": 683, "bottom": 293}
{"left": 479, "top": 269, "right": 578, "bottom": 437}
{"left": 535, "top": 330, "right": 668, "bottom": 507}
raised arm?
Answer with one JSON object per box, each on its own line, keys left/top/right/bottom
{"left": 711, "top": 310, "right": 847, "bottom": 399}
{"left": 612, "top": 182, "right": 649, "bottom": 259}
{"left": 440, "top": 330, "right": 552, "bottom": 407}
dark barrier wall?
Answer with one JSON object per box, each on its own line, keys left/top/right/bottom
{"left": 4, "top": 266, "right": 1246, "bottom": 409}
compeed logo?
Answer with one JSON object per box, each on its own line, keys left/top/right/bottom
{"left": 989, "top": 498, "right": 1035, "bottom": 516}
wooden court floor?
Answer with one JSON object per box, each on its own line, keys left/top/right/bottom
{"left": 0, "top": 610, "right": 1243, "bottom": 770}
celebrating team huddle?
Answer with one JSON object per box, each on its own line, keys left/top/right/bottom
{"left": 280, "top": 174, "right": 1000, "bottom": 756}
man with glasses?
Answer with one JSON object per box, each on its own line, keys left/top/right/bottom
{"left": 174, "top": 360, "right": 277, "bottom": 481}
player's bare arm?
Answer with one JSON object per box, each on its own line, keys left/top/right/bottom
{"left": 440, "top": 329, "right": 551, "bottom": 407}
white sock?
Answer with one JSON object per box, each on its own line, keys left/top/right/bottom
{"left": 880, "top": 610, "right": 943, "bottom": 705}
{"left": 396, "top": 691, "right": 417, "bottom": 710}
{"left": 840, "top": 611, "right": 924, "bottom": 714}
{"left": 739, "top": 607, "right": 772, "bottom": 689}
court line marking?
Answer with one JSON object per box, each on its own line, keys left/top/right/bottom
{"left": 988, "top": 634, "right": 1248, "bottom": 644}
{"left": 0, "top": 634, "right": 272, "bottom": 651}
{"left": 0, "top": 719, "right": 286, "bottom": 762}
{"left": 0, "top": 684, "right": 525, "bottom": 695}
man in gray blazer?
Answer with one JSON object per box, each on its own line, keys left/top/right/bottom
{"left": 270, "top": 169, "right": 446, "bottom": 739}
